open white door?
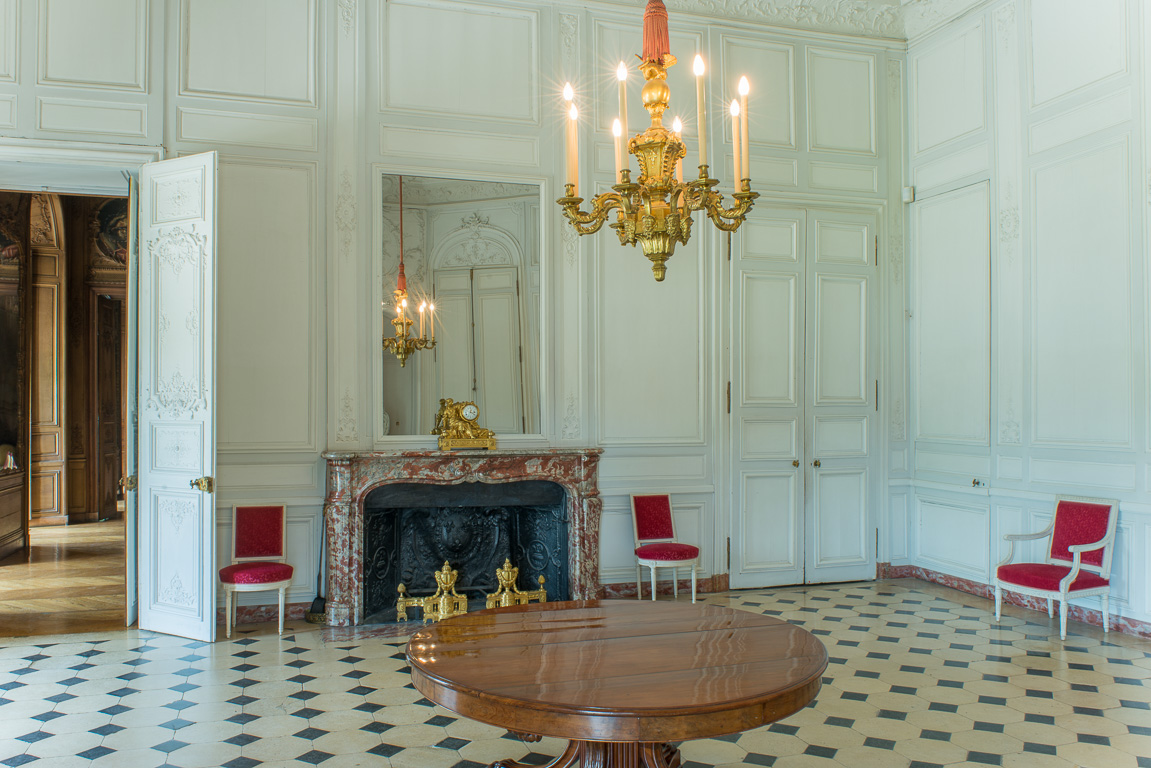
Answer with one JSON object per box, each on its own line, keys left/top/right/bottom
{"left": 125, "top": 177, "right": 139, "bottom": 627}
{"left": 137, "top": 152, "right": 218, "bottom": 641}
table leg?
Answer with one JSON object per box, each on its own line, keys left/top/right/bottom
{"left": 489, "top": 740, "right": 681, "bottom": 768}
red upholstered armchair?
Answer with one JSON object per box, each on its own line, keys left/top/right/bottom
{"left": 219, "top": 505, "right": 294, "bottom": 638}
{"left": 994, "top": 496, "right": 1118, "bottom": 640}
{"left": 631, "top": 494, "right": 699, "bottom": 603}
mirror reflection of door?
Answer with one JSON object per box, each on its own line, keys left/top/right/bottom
{"left": 380, "top": 176, "right": 540, "bottom": 436}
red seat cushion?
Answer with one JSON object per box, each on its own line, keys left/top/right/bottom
{"left": 636, "top": 543, "right": 699, "bottom": 561}
{"left": 997, "top": 563, "right": 1109, "bottom": 592}
{"left": 219, "top": 562, "right": 294, "bottom": 585}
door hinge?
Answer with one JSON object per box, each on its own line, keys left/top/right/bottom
{"left": 875, "top": 235, "right": 878, "bottom": 266}
{"left": 875, "top": 528, "right": 880, "bottom": 558}
{"left": 726, "top": 381, "right": 731, "bottom": 414}
{"left": 726, "top": 232, "right": 732, "bottom": 261}
{"left": 726, "top": 537, "right": 731, "bottom": 571}
{"left": 875, "top": 380, "right": 879, "bottom": 412}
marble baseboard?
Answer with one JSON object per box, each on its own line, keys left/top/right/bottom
{"left": 878, "top": 562, "right": 1151, "bottom": 639}
{"left": 599, "top": 572, "right": 728, "bottom": 599}
{"left": 216, "top": 601, "right": 311, "bottom": 625}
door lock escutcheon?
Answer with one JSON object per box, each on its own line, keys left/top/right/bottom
{"left": 792, "top": 460, "right": 800, "bottom": 467}
{"left": 190, "top": 476, "right": 215, "bottom": 493}
{"left": 812, "top": 459, "right": 821, "bottom": 467}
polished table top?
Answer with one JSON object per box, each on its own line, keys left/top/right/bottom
{"left": 406, "top": 600, "right": 828, "bottom": 743}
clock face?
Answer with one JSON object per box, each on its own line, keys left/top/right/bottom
{"left": 461, "top": 403, "right": 479, "bottom": 421}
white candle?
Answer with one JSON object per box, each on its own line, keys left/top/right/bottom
{"left": 419, "top": 302, "right": 426, "bottom": 339}
{"left": 730, "top": 99, "right": 741, "bottom": 189}
{"left": 568, "top": 104, "right": 579, "bottom": 196}
{"left": 672, "top": 116, "right": 683, "bottom": 182}
{"left": 612, "top": 118, "right": 623, "bottom": 183}
{"left": 563, "top": 84, "right": 576, "bottom": 193}
{"left": 429, "top": 303, "right": 435, "bottom": 341}
{"left": 617, "top": 62, "right": 629, "bottom": 158}
{"left": 693, "top": 55, "right": 707, "bottom": 171}
{"left": 739, "top": 76, "right": 750, "bottom": 183}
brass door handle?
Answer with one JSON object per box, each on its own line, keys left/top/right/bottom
{"left": 813, "top": 459, "right": 821, "bottom": 467}
{"left": 190, "top": 476, "right": 215, "bottom": 493}
{"left": 119, "top": 475, "right": 137, "bottom": 491}
{"left": 792, "top": 460, "right": 799, "bottom": 467}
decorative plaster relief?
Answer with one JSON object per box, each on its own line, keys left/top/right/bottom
{"left": 154, "top": 427, "right": 200, "bottom": 471}
{"left": 1000, "top": 398, "right": 1021, "bottom": 445}
{"left": 159, "top": 573, "right": 195, "bottom": 609}
{"left": 335, "top": 169, "right": 356, "bottom": 260}
{"left": 643, "top": 0, "right": 906, "bottom": 38}
{"left": 160, "top": 497, "right": 195, "bottom": 534}
{"left": 559, "top": 13, "right": 578, "bottom": 79}
{"left": 146, "top": 370, "right": 205, "bottom": 419}
{"left": 338, "top": 0, "right": 355, "bottom": 37}
{"left": 562, "top": 394, "right": 580, "bottom": 440}
{"left": 149, "top": 226, "right": 205, "bottom": 274}
{"left": 902, "top": 0, "right": 986, "bottom": 40}
{"left": 30, "top": 195, "right": 55, "bottom": 247}
{"left": 154, "top": 176, "right": 203, "bottom": 222}
{"left": 337, "top": 386, "right": 358, "bottom": 442}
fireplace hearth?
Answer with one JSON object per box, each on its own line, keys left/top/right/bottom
{"left": 362, "top": 481, "right": 568, "bottom": 621}
{"left": 321, "top": 449, "right": 602, "bottom": 626}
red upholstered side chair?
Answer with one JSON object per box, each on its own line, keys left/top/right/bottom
{"left": 994, "top": 496, "right": 1118, "bottom": 640}
{"left": 631, "top": 494, "right": 700, "bottom": 603}
{"left": 219, "top": 505, "right": 295, "bottom": 638}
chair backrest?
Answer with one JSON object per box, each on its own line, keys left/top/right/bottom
{"left": 631, "top": 494, "right": 677, "bottom": 545}
{"left": 232, "top": 505, "right": 288, "bottom": 564}
{"left": 1046, "top": 496, "right": 1118, "bottom": 576}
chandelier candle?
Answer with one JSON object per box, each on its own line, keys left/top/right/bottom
{"left": 672, "top": 116, "right": 684, "bottom": 182}
{"left": 617, "top": 62, "right": 629, "bottom": 159}
{"left": 694, "top": 54, "right": 707, "bottom": 168}
{"left": 739, "top": 76, "right": 750, "bottom": 183}
{"left": 382, "top": 175, "right": 436, "bottom": 367}
{"left": 556, "top": 0, "right": 758, "bottom": 282}
{"left": 730, "top": 99, "right": 741, "bottom": 189}
{"left": 613, "top": 118, "right": 623, "bottom": 181}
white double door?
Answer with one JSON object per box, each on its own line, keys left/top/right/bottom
{"left": 730, "top": 206, "right": 878, "bottom": 588}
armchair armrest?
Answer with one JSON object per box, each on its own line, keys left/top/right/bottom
{"left": 998, "top": 520, "right": 1055, "bottom": 569}
{"left": 1004, "top": 530, "right": 1052, "bottom": 541}
{"left": 1067, "top": 537, "right": 1108, "bottom": 553}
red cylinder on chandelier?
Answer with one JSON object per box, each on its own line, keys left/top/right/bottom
{"left": 642, "top": 0, "right": 670, "bottom": 64}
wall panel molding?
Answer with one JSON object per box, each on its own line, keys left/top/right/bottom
{"left": 806, "top": 47, "right": 877, "bottom": 156}
{"left": 38, "top": 0, "right": 147, "bottom": 92}
{"left": 36, "top": 97, "right": 147, "bottom": 138}
{"left": 180, "top": 0, "right": 318, "bottom": 107}
{"left": 177, "top": 108, "right": 320, "bottom": 151}
{"left": 914, "top": 495, "right": 989, "bottom": 580}
{"left": 0, "top": 0, "right": 16, "bottom": 83}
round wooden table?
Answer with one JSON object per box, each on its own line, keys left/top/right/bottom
{"left": 406, "top": 599, "right": 828, "bottom": 768}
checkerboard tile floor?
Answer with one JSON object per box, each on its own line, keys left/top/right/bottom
{"left": 1, "top": 579, "right": 1149, "bottom": 768}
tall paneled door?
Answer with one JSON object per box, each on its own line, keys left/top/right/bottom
{"left": 731, "top": 206, "right": 878, "bottom": 588}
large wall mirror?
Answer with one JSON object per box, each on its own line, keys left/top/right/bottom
{"left": 379, "top": 174, "right": 542, "bottom": 437}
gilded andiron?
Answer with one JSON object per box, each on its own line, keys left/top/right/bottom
{"left": 485, "top": 559, "right": 547, "bottom": 609}
{"left": 556, "top": 0, "right": 758, "bottom": 282}
{"left": 396, "top": 561, "right": 469, "bottom": 623}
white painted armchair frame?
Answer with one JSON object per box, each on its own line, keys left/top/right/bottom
{"left": 993, "top": 495, "right": 1118, "bottom": 640}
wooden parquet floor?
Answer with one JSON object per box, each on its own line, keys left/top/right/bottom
{"left": 0, "top": 520, "right": 127, "bottom": 637}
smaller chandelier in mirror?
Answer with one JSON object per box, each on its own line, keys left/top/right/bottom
{"left": 383, "top": 175, "right": 436, "bottom": 367}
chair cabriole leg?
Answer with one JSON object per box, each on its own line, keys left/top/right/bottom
{"left": 278, "top": 587, "right": 286, "bottom": 635}
{"left": 636, "top": 565, "right": 642, "bottom": 600}
{"left": 673, "top": 567, "right": 678, "bottom": 599}
{"left": 994, "top": 583, "right": 1001, "bottom": 623}
{"left": 650, "top": 565, "right": 657, "bottom": 602}
{"left": 225, "top": 588, "right": 233, "bottom": 639}
{"left": 1046, "top": 597, "right": 1053, "bottom": 618}
{"left": 690, "top": 563, "right": 697, "bottom": 604}
{"left": 1059, "top": 600, "right": 1068, "bottom": 640}
{"left": 1101, "top": 595, "right": 1109, "bottom": 634}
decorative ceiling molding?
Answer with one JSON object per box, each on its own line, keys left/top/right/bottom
{"left": 381, "top": 176, "right": 537, "bottom": 206}
{"left": 901, "top": 0, "right": 988, "bottom": 41}
{"left": 593, "top": 0, "right": 904, "bottom": 39}
{"left": 589, "top": 0, "right": 992, "bottom": 42}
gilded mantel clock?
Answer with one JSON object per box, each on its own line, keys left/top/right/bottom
{"left": 432, "top": 398, "right": 497, "bottom": 450}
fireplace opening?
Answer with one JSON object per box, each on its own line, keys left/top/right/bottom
{"left": 362, "top": 481, "right": 569, "bottom": 622}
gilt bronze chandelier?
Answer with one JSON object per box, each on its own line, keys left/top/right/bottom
{"left": 557, "top": 0, "right": 758, "bottom": 282}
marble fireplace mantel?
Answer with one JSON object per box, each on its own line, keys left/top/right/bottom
{"left": 321, "top": 448, "right": 603, "bottom": 626}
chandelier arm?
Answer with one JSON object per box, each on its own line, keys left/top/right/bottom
{"left": 557, "top": 191, "right": 624, "bottom": 235}
{"left": 702, "top": 191, "right": 759, "bottom": 232}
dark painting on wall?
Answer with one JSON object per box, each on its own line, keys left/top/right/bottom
{"left": 93, "top": 198, "right": 129, "bottom": 265}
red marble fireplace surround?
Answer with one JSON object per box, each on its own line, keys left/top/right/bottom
{"left": 321, "top": 449, "right": 603, "bottom": 626}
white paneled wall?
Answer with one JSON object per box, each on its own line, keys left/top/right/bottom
{"left": 0, "top": 0, "right": 908, "bottom": 611}
{"left": 904, "top": 0, "right": 1151, "bottom": 628}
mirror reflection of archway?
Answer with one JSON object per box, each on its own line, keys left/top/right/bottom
{"left": 379, "top": 176, "right": 540, "bottom": 436}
